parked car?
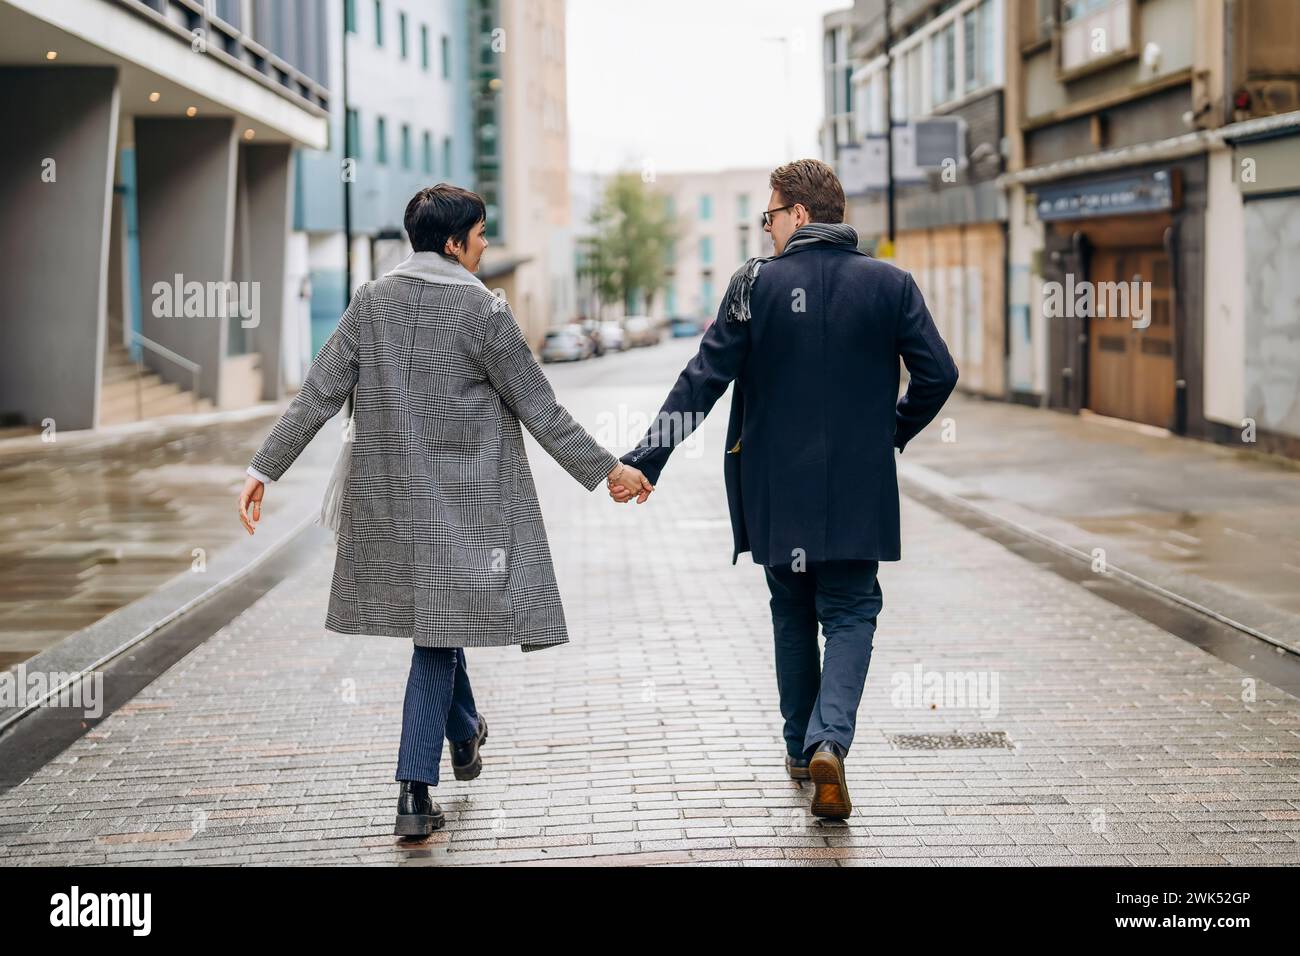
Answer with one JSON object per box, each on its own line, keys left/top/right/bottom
{"left": 622, "top": 315, "right": 661, "bottom": 348}
{"left": 578, "top": 318, "right": 605, "bottom": 356}
{"left": 541, "top": 327, "right": 590, "bottom": 362}
{"left": 670, "top": 316, "right": 702, "bottom": 337}
{"left": 597, "top": 320, "right": 627, "bottom": 352}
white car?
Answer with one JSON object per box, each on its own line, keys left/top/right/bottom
{"left": 598, "top": 320, "right": 627, "bottom": 351}
{"left": 622, "top": 316, "right": 661, "bottom": 348}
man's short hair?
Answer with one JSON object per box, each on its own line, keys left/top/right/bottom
{"left": 769, "top": 159, "right": 846, "bottom": 224}
{"left": 404, "top": 184, "right": 486, "bottom": 258}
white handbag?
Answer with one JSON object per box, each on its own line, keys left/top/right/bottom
{"left": 317, "top": 414, "right": 353, "bottom": 537}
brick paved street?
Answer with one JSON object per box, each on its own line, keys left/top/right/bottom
{"left": 2, "top": 339, "right": 1298, "bottom": 866}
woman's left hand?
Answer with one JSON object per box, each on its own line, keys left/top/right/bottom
{"left": 238, "top": 476, "right": 265, "bottom": 534}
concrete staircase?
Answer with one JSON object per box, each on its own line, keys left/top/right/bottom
{"left": 99, "top": 342, "right": 214, "bottom": 427}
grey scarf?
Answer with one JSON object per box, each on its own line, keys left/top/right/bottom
{"left": 721, "top": 222, "right": 862, "bottom": 322}
{"left": 385, "top": 250, "right": 489, "bottom": 289}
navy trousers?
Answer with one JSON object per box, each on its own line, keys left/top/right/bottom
{"left": 395, "top": 645, "right": 481, "bottom": 787}
{"left": 763, "top": 560, "right": 883, "bottom": 760}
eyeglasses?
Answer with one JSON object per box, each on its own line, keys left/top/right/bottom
{"left": 760, "top": 205, "right": 794, "bottom": 229}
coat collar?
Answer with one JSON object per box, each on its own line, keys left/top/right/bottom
{"left": 385, "top": 251, "right": 488, "bottom": 290}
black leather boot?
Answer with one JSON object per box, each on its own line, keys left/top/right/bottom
{"left": 808, "top": 740, "right": 851, "bottom": 819}
{"left": 393, "top": 779, "right": 445, "bottom": 836}
{"left": 450, "top": 714, "right": 488, "bottom": 781}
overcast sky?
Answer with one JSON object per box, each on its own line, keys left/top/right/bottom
{"left": 566, "top": 0, "right": 850, "bottom": 175}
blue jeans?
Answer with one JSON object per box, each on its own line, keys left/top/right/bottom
{"left": 763, "top": 560, "right": 883, "bottom": 760}
{"left": 395, "top": 645, "right": 480, "bottom": 787}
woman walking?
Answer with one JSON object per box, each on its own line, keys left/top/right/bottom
{"left": 236, "top": 184, "right": 653, "bottom": 838}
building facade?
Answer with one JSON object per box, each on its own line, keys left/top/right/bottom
{"left": 469, "top": 0, "right": 575, "bottom": 349}
{"left": 647, "top": 169, "right": 777, "bottom": 324}
{"left": 1002, "top": 0, "right": 1300, "bottom": 455}
{"left": 824, "top": 0, "right": 1010, "bottom": 400}
{"left": 0, "top": 0, "right": 330, "bottom": 431}
{"left": 293, "top": 0, "right": 474, "bottom": 373}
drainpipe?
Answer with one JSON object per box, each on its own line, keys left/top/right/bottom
{"left": 1165, "top": 222, "right": 1187, "bottom": 435}
{"left": 1068, "top": 229, "right": 1090, "bottom": 412}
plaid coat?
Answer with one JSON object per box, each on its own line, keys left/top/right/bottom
{"left": 248, "top": 275, "right": 618, "bottom": 652}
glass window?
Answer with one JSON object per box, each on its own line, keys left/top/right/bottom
{"left": 930, "top": 22, "right": 955, "bottom": 108}
{"left": 420, "top": 24, "right": 429, "bottom": 69}
{"left": 442, "top": 137, "right": 452, "bottom": 177}
{"left": 344, "top": 0, "right": 357, "bottom": 34}
{"left": 700, "top": 236, "right": 713, "bottom": 265}
{"left": 345, "top": 108, "right": 360, "bottom": 159}
{"left": 964, "top": 0, "right": 995, "bottom": 93}
{"left": 701, "top": 278, "right": 714, "bottom": 312}
{"left": 964, "top": 10, "right": 977, "bottom": 91}
{"left": 400, "top": 123, "right": 411, "bottom": 169}
{"left": 894, "top": 44, "right": 924, "bottom": 122}
{"left": 891, "top": 52, "right": 907, "bottom": 121}
{"left": 373, "top": 1, "right": 383, "bottom": 47}
{"left": 441, "top": 34, "right": 451, "bottom": 79}
{"left": 737, "top": 194, "right": 750, "bottom": 220}
{"left": 1063, "top": 0, "right": 1113, "bottom": 21}
{"left": 375, "top": 115, "right": 387, "bottom": 164}
{"left": 699, "top": 194, "right": 712, "bottom": 220}
{"left": 399, "top": 11, "right": 407, "bottom": 58}
{"left": 422, "top": 131, "right": 433, "bottom": 174}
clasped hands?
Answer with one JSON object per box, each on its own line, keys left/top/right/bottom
{"left": 606, "top": 461, "right": 653, "bottom": 504}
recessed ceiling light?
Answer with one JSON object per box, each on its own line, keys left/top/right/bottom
{"left": 243, "top": 128, "right": 256, "bottom": 140}
{"left": 45, "top": 50, "right": 58, "bottom": 61}
{"left": 149, "top": 91, "right": 161, "bottom": 102}
{"left": 186, "top": 106, "right": 198, "bottom": 117}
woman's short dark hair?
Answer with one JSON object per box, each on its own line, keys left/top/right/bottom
{"left": 404, "top": 184, "right": 486, "bottom": 259}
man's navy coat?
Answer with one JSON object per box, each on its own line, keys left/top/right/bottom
{"left": 620, "top": 244, "right": 959, "bottom": 566}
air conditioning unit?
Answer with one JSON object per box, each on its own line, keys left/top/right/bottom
{"left": 912, "top": 117, "right": 968, "bottom": 170}
{"left": 836, "top": 118, "right": 968, "bottom": 194}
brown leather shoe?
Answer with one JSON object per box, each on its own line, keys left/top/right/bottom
{"left": 785, "top": 754, "right": 811, "bottom": 780}
{"left": 808, "top": 740, "right": 851, "bottom": 819}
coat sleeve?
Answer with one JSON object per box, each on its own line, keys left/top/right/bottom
{"left": 480, "top": 297, "right": 618, "bottom": 491}
{"left": 619, "top": 300, "right": 750, "bottom": 486}
{"left": 248, "top": 282, "right": 365, "bottom": 482}
{"left": 894, "top": 273, "right": 959, "bottom": 453}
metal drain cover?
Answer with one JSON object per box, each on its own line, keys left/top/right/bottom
{"left": 887, "top": 731, "right": 1013, "bottom": 750}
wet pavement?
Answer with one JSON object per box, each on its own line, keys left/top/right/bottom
{"left": 1, "top": 339, "right": 1296, "bottom": 866}
{"left": 0, "top": 410, "right": 338, "bottom": 670}
{"left": 898, "top": 397, "right": 1300, "bottom": 650}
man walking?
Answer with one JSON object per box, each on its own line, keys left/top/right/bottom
{"left": 610, "top": 159, "right": 959, "bottom": 819}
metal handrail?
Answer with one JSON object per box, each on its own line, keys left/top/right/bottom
{"left": 127, "top": 331, "right": 202, "bottom": 420}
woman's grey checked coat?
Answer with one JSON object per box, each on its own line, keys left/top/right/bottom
{"left": 248, "top": 271, "right": 618, "bottom": 652}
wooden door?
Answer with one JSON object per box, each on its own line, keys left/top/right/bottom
{"left": 1086, "top": 247, "right": 1175, "bottom": 428}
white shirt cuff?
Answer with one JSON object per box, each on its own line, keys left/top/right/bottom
{"left": 247, "top": 465, "right": 275, "bottom": 484}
